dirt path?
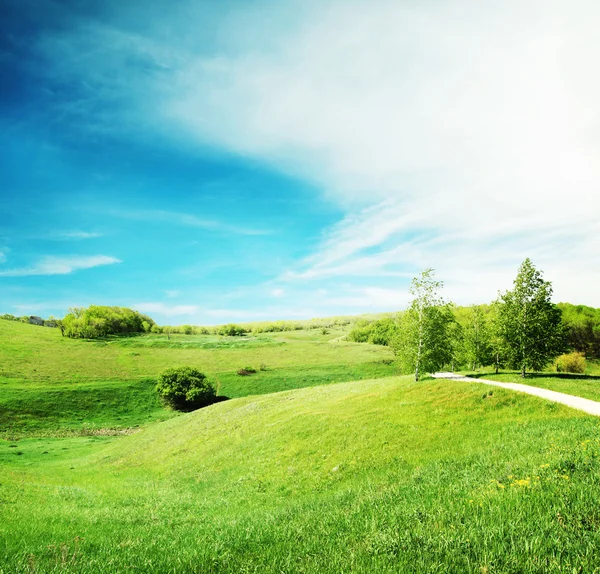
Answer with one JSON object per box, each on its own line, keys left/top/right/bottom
{"left": 432, "top": 372, "right": 600, "bottom": 417}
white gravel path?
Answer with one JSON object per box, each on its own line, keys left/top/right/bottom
{"left": 432, "top": 372, "right": 600, "bottom": 417}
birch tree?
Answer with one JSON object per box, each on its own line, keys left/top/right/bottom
{"left": 393, "top": 268, "right": 453, "bottom": 381}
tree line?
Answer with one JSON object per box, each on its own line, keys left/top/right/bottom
{"left": 349, "top": 259, "right": 595, "bottom": 379}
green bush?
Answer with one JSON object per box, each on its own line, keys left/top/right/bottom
{"left": 60, "top": 306, "right": 155, "bottom": 339}
{"left": 217, "top": 324, "right": 248, "bottom": 336}
{"left": 155, "top": 367, "right": 216, "bottom": 411}
{"left": 347, "top": 318, "right": 399, "bottom": 346}
{"left": 237, "top": 366, "right": 257, "bottom": 376}
{"left": 555, "top": 352, "right": 586, "bottom": 374}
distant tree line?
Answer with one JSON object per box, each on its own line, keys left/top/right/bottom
{"left": 348, "top": 259, "right": 600, "bottom": 379}
{"left": 0, "top": 314, "right": 58, "bottom": 328}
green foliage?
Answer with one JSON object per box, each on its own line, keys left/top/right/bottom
{"left": 61, "top": 306, "right": 155, "bottom": 339}
{"left": 237, "top": 366, "right": 257, "bottom": 376}
{"left": 155, "top": 366, "right": 216, "bottom": 411}
{"left": 392, "top": 269, "right": 453, "bottom": 380}
{"left": 554, "top": 352, "right": 587, "bottom": 374}
{"left": 347, "top": 317, "right": 400, "bottom": 346}
{"left": 0, "top": 313, "right": 20, "bottom": 322}
{"left": 217, "top": 323, "right": 248, "bottom": 336}
{"left": 495, "top": 259, "right": 564, "bottom": 376}
{"left": 558, "top": 303, "right": 600, "bottom": 358}
{"left": 459, "top": 305, "right": 493, "bottom": 370}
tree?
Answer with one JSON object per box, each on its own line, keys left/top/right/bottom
{"left": 155, "top": 366, "right": 216, "bottom": 411}
{"left": 462, "top": 305, "right": 493, "bottom": 370}
{"left": 495, "top": 259, "right": 564, "bottom": 377}
{"left": 60, "top": 306, "right": 155, "bottom": 339}
{"left": 392, "top": 268, "right": 453, "bottom": 381}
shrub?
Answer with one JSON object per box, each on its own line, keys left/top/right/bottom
{"left": 237, "top": 366, "right": 257, "bottom": 376}
{"left": 555, "top": 352, "right": 586, "bottom": 374}
{"left": 156, "top": 366, "right": 216, "bottom": 411}
{"left": 218, "top": 323, "right": 248, "bottom": 336}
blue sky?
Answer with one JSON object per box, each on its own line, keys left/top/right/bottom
{"left": 1, "top": 0, "right": 599, "bottom": 324}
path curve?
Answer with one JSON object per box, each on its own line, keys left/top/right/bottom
{"left": 432, "top": 372, "right": 600, "bottom": 417}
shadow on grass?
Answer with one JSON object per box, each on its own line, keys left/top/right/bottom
{"left": 467, "top": 371, "right": 600, "bottom": 381}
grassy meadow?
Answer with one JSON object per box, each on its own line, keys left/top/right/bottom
{"left": 470, "top": 368, "right": 600, "bottom": 403}
{"left": 2, "top": 319, "right": 600, "bottom": 572}
{"left": 0, "top": 320, "right": 394, "bottom": 438}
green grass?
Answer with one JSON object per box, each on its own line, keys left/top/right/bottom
{"left": 4, "top": 319, "right": 600, "bottom": 572}
{"left": 472, "top": 371, "right": 600, "bottom": 403}
{"left": 0, "top": 320, "right": 394, "bottom": 438}
{"left": 2, "top": 376, "right": 600, "bottom": 572}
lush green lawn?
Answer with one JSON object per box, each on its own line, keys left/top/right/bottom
{"left": 473, "top": 371, "right": 600, "bottom": 403}
{"left": 3, "top": 319, "right": 600, "bottom": 572}
{"left": 0, "top": 320, "right": 395, "bottom": 438}
{"left": 2, "top": 376, "right": 600, "bottom": 573}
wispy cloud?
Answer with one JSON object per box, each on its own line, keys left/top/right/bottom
{"left": 0, "top": 255, "right": 122, "bottom": 277}
{"left": 0, "top": 251, "right": 6, "bottom": 264}
{"left": 110, "top": 209, "right": 270, "bottom": 236}
{"left": 58, "top": 231, "right": 103, "bottom": 240}
{"left": 165, "top": 0, "right": 599, "bottom": 305}
{"left": 133, "top": 302, "right": 199, "bottom": 317}
{"left": 27, "top": 1, "right": 600, "bottom": 307}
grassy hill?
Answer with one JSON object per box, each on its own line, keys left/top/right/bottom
{"left": 2, "top": 376, "right": 600, "bottom": 572}
{"left": 2, "top": 318, "right": 600, "bottom": 572}
{"left": 0, "top": 319, "right": 395, "bottom": 438}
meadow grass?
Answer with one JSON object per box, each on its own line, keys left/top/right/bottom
{"left": 3, "top": 319, "right": 600, "bottom": 572}
{"left": 0, "top": 319, "right": 394, "bottom": 438}
{"left": 2, "top": 376, "right": 600, "bottom": 572}
{"left": 474, "top": 370, "right": 600, "bottom": 403}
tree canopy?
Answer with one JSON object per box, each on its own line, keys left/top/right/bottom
{"left": 495, "top": 259, "right": 563, "bottom": 376}
{"left": 60, "top": 306, "right": 155, "bottom": 339}
{"left": 392, "top": 268, "right": 453, "bottom": 381}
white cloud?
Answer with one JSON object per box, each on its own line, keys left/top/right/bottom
{"left": 133, "top": 302, "right": 199, "bottom": 317}
{"left": 165, "top": 290, "right": 181, "bottom": 298}
{"left": 0, "top": 255, "right": 122, "bottom": 277}
{"left": 59, "top": 231, "right": 103, "bottom": 240}
{"left": 165, "top": 0, "right": 600, "bottom": 305}
{"left": 271, "top": 288, "right": 284, "bottom": 297}
{"left": 34, "top": 1, "right": 600, "bottom": 307}
{"left": 0, "top": 251, "right": 6, "bottom": 264}
{"left": 109, "top": 209, "right": 270, "bottom": 236}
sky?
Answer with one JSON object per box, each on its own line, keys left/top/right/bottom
{"left": 1, "top": 0, "right": 599, "bottom": 325}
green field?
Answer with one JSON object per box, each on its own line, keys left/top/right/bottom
{"left": 2, "top": 319, "right": 600, "bottom": 572}
{"left": 0, "top": 320, "right": 395, "bottom": 438}
{"left": 471, "top": 369, "right": 600, "bottom": 403}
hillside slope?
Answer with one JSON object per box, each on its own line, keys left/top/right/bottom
{"left": 0, "top": 319, "right": 395, "bottom": 437}
{"left": 2, "top": 376, "right": 599, "bottom": 572}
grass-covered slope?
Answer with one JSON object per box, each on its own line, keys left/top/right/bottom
{"left": 0, "top": 319, "right": 395, "bottom": 437}
{"left": 466, "top": 369, "right": 600, "bottom": 402}
{"left": 2, "top": 376, "right": 599, "bottom": 573}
